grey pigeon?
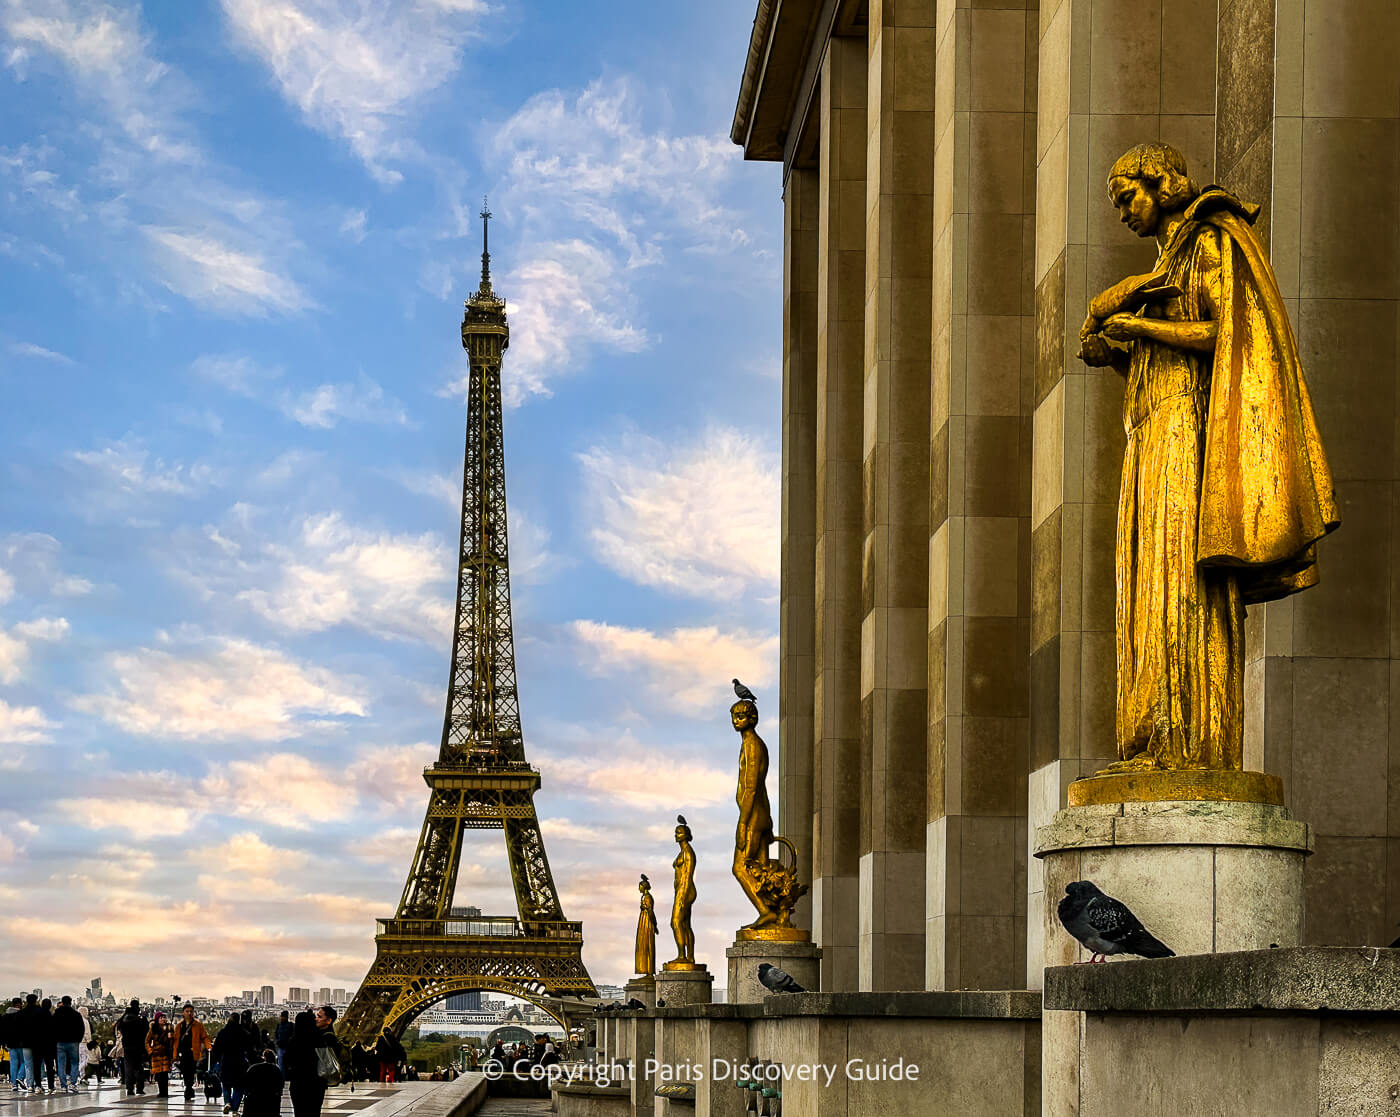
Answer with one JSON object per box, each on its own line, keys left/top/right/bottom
{"left": 757, "top": 963, "right": 807, "bottom": 994}
{"left": 654, "top": 998, "right": 666, "bottom": 1008}
{"left": 624, "top": 998, "right": 646, "bottom": 1010}
{"left": 1058, "top": 881, "right": 1175, "bottom": 962}
{"left": 732, "top": 678, "right": 758, "bottom": 703}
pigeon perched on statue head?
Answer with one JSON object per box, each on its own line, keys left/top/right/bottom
{"left": 732, "top": 679, "right": 758, "bottom": 703}
{"left": 1057, "top": 881, "right": 1175, "bottom": 962}
{"left": 757, "top": 963, "right": 807, "bottom": 994}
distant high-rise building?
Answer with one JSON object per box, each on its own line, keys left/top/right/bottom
{"left": 332, "top": 989, "right": 346, "bottom": 1004}
{"left": 241, "top": 991, "right": 256, "bottom": 1003}
{"left": 316, "top": 987, "right": 332, "bottom": 1004}
{"left": 288, "top": 987, "right": 311, "bottom": 1003}
{"left": 446, "top": 991, "right": 482, "bottom": 1011}
{"left": 88, "top": 978, "right": 102, "bottom": 1002}
{"left": 260, "top": 986, "right": 275, "bottom": 1005}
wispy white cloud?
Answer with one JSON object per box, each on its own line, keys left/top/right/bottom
{"left": 0, "top": 615, "right": 68, "bottom": 684}
{"left": 190, "top": 353, "right": 282, "bottom": 397}
{"left": 145, "top": 227, "right": 312, "bottom": 315}
{"left": 279, "top": 376, "right": 407, "bottom": 429}
{"left": 72, "top": 634, "right": 367, "bottom": 741}
{"left": 9, "top": 339, "right": 74, "bottom": 363}
{"left": 220, "top": 0, "right": 486, "bottom": 183}
{"left": 464, "top": 76, "right": 750, "bottom": 402}
{"left": 71, "top": 437, "right": 215, "bottom": 496}
{"left": 568, "top": 620, "right": 777, "bottom": 715}
{"left": 0, "top": 534, "right": 93, "bottom": 597}
{"left": 0, "top": 698, "right": 55, "bottom": 743}
{"left": 177, "top": 510, "right": 453, "bottom": 644}
{"left": 579, "top": 426, "right": 779, "bottom": 597}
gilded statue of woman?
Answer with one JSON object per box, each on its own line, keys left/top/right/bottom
{"left": 666, "top": 815, "right": 697, "bottom": 969}
{"left": 1079, "top": 143, "right": 1338, "bottom": 773}
{"left": 634, "top": 874, "right": 657, "bottom": 977}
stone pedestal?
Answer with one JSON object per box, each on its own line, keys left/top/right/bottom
{"left": 1035, "top": 796, "right": 1313, "bottom": 1117}
{"left": 1035, "top": 798, "right": 1312, "bottom": 967}
{"left": 624, "top": 977, "right": 656, "bottom": 1009}
{"left": 725, "top": 937, "right": 822, "bottom": 1004}
{"left": 655, "top": 965, "right": 713, "bottom": 1009}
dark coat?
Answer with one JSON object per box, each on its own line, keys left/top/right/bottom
{"left": 242, "top": 1060, "right": 286, "bottom": 1117}
{"left": 20, "top": 1003, "right": 54, "bottom": 1052}
{"left": 115, "top": 1010, "right": 149, "bottom": 1056}
{"left": 213, "top": 1021, "right": 249, "bottom": 1087}
{"left": 284, "top": 1011, "right": 340, "bottom": 1085}
{"left": 274, "top": 1021, "right": 294, "bottom": 1050}
{"left": 52, "top": 1006, "right": 85, "bottom": 1044}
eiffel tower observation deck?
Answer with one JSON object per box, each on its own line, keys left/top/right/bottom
{"left": 340, "top": 205, "right": 596, "bottom": 1045}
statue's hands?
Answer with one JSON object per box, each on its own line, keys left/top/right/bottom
{"left": 1099, "top": 313, "right": 1145, "bottom": 342}
{"left": 1077, "top": 335, "right": 1117, "bottom": 367}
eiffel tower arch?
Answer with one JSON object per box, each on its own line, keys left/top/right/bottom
{"left": 341, "top": 206, "right": 596, "bottom": 1046}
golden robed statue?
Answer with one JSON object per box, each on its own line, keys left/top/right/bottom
{"left": 1079, "top": 143, "right": 1338, "bottom": 782}
{"left": 634, "top": 874, "right": 657, "bottom": 978}
{"left": 663, "top": 815, "right": 699, "bottom": 970}
{"left": 730, "top": 699, "right": 808, "bottom": 940}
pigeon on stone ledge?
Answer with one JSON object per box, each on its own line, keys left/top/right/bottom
{"left": 655, "top": 998, "right": 666, "bottom": 1008}
{"left": 757, "top": 963, "right": 807, "bottom": 994}
{"left": 624, "top": 998, "right": 646, "bottom": 1010}
{"left": 732, "top": 678, "right": 758, "bottom": 703}
{"left": 1058, "top": 880, "right": 1175, "bottom": 962}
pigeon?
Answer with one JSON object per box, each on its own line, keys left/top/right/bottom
{"left": 757, "top": 963, "right": 807, "bottom": 994}
{"left": 624, "top": 998, "right": 646, "bottom": 1010}
{"left": 1057, "top": 881, "right": 1175, "bottom": 962}
{"left": 654, "top": 998, "right": 667, "bottom": 1008}
{"left": 732, "top": 678, "right": 758, "bottom": 703}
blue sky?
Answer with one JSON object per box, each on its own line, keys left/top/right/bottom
{"left": 0, "top": 0, "right": 783, "bottom": 998}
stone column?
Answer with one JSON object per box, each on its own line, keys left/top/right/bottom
{"left": 1026, "top": 0, "right": 1218, "bottom": 991}
{"left": 860, "top": 0, "right": 934, "bottom": 992}
{"left": 781, "top": 166, "right": 819, "bottom": 935}
{"left": 1225, "top": 0, "right": 1400, "bottom": 950}
{"left": 926, "top": 0, "right": 1037, "bottom": 993}
{"left": 813, "top": 32, "right": 867, "bottom": 994}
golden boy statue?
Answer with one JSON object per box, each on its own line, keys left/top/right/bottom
{"left": 1079, "top": 143, "right": 1338, "bottom": 775}
{"left": 730, "top": 699, "right": 807, "bottom": 937}
{"left": 664, "top": 815, "right": 698, "bottom": 970}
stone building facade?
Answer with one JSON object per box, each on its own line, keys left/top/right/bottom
{"left": 732, "top": 0, "right": 1400, "bottom": 995}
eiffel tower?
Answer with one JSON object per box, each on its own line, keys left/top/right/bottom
{"left": 341, "top": 205, "right": 596, "bottom": 1045}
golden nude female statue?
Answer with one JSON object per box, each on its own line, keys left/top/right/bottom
{"left": 634, "top": 874, "right": 657, "bottom": 978}
{"left": 1079, "top": 143, "right": 1338, "bottom": 780}
{"left": 664, "top": 815, "right": 699, "bottom": 970}
{"left": 729, "top": 699, "right": 808, "bottom": 940}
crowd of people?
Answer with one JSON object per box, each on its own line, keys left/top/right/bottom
{"left": 1, "top": 997, "right": 345, "bottom": 1117}
{"left": 484, "top": 1035, "right": 561, "bottom": 1076}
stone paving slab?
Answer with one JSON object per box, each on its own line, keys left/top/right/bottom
{"left": 0, "top": 1081, "right": 461, "bottom": 1117}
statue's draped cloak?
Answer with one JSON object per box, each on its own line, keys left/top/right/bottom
{"left": 1114, "top": 188, "right": 1338, "bottom": 768}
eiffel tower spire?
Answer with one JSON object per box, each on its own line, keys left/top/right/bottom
{"left": 340, "top": 214, "right": 595, "bottom": 1045}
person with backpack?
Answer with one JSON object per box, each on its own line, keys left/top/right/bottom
{"left": 172, "top": 1004, "right": 211, "bottom": 1102}
{"left": 285, "top": 1006, "right": 341, "bottom": 1117}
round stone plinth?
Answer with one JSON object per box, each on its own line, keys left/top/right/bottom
{"left": 1067, "top": 768, "right": 1283, "bottom": 807}
{"left": 725, "top": 937, "right": 822, "bottom": 1004}
{"left": 654, "top": 965, "right": 713, "bottom": 1009}
{"left": 1035, "top": 799, "right": 1312, "bottom": 968}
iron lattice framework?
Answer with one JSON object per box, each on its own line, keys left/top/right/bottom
{"left": 342, "top": 206, "right": 595, "bottom": 1046}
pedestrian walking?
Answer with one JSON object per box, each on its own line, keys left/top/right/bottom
{"left": 242, "top": 1049, "right": 285, "bottom": 1117}
{"left": 274, "top": 1013, "right": 293, "bottom": 1075}
{"left": 77, "top": 1005, "right": 94, "bottom": 1085}
{"left": 172, "top": 1004, "right": 211, "bottom": 1102}
{"left": 115, "top": 999, "right": 149, "bottom": 1096}
{"left": 15, "top": 993, "right": 44, "bottom": 1092}
{"left": 2, "top": 997, "right": 22, "bottom": 1091}
{"left": 33, "top": 998, "right": 56, "bottom": 1092}
{"left": 52, "top": 996, "right": 84, "bottom": 1093}
{"left": 146, "top": 1011, "right": 175, "bottom": 1097}
{"left": 285, "top": 1007, "right": 341, "bottom": 1117}
{"left": 213, "top": 1011, "right": 249, "bottom": 1114}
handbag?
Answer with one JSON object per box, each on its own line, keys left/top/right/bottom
{"left": 315, "top": 1044, "right": 341, "bottom": 1085}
